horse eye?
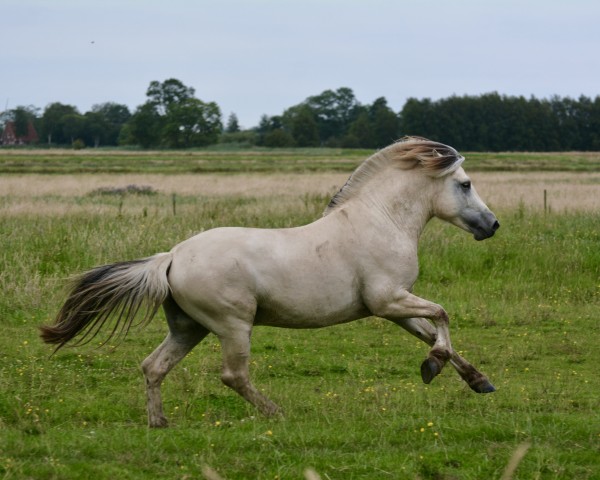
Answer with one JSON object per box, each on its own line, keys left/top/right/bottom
{"left": 461, "top": 181, "right": 471, "bottom": 190}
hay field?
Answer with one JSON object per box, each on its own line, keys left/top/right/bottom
{"left": 1, "top": 171, "right": 599, "bottom": 216}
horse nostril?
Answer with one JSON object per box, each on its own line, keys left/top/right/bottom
{"left": 492, "top": 220, "right": 500, "bottom": 231}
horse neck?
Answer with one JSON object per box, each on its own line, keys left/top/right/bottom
{"left": 355, "top": 169, "right": 435, "bottom": 242}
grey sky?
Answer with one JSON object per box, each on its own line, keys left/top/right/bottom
{"left": 3, "top": 0, "right": 600, "bottom": 129}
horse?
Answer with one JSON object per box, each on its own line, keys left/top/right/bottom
{"left": 40, "top": 137, "right": 500, "bottom": 428}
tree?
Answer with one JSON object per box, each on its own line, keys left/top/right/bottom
{"left": 346, "top": 111, "right": 374, "bottom": 148}
{"left": 302, "top": 87, "right": 361, "bottom": 143}
{"left": 369, "top": 97, "right": 400, "bottom": 148}
{"left": 162, "top": 98, "right": 222, "bottom": 148}
{"left": 283, "top": 105, "right": 319, "bottom": 147}
{"left": 146, "top": 78, "right": 195, "bottom": 115}
{"left": 255, "top": 114, "right": 285, "bottom": 146}
{"left": 125, "top": 79, "right": 222, "bottom": 148}
{"left": 263, "top": 128, "right": 295, "bottom": 147}
{"left": 399, "top": 98, "right": 435, "bottom": 140}
{"left": 90, "top": 102, "right": 131, "bottom": 145}
{"left": 0, "top": 105, "right": 40, "bottom": 145}
{"left": 62, "top": 113, "right": 86, "bottom": 145}
{"left": 13, "top": 106, "right": 40, "bottom": 137}
{"left": 128, "top": 103, "right": 163, "bottom": 148}
{"left": 41, "top": 103, "right": 79, "bottom": 145}
{"left": 83, "top": 111, "right": 109, "bottom": 147}
{"left": 226, "top": 113, "right": 241, "bottom": 133}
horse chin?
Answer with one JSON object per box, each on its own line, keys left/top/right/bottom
{"left": 473, "top": 231, "right": 492, "bottom": 241}
{"left": 472, "top": 226, "right": 497, "bottom": 241}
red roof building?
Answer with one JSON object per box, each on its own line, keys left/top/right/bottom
{"left": 1, "top": 121, "right": 39, "bottom": 145}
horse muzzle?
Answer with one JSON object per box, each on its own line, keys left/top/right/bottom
{"left": 470, "top": 213, "right": 500, "bottom": 241}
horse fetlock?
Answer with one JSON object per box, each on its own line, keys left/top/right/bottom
{"left": 220, "top": 370, "right": 248, "bottom": 390}
{"left": 260, "top": 401, "right": 283, "bottom": 418}
{"left": 430, "top": 347, "right": 452, "bottom": 362}
{"left": 420, "top": 348, "right": 451, "bottom": 384}
{"left": 149, "top": 415, "right": 169, "bottom": 428}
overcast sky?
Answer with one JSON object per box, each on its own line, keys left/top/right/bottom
{"left": 3, "top": 0, "right": 600, "bottom": 129}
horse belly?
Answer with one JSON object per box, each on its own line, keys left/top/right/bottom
{"left": 253, "top": 273, "right": 368, "bottom": 328}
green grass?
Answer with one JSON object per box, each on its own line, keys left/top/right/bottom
{"left": 0, "top": 148, "right": 368, "bottom": 174}
{"left": 1, "top": 175, "right": 599, "bottom": 479}
{"left": 1, "top": 147, "right": 599, "bottom": 174}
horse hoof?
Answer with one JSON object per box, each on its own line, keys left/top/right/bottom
{"left": 420, "top": 357, "right": 441, "bottom": 384}
{"left": 470, "top": 379, "right": 496, "bottom": 394}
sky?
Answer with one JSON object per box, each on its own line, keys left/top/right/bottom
{"left": 2, "top": 0, "right": 600, "bottom": 129}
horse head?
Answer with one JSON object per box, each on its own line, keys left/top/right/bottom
{"left": 433, "top": 165, "right": 500, "bottom": 241}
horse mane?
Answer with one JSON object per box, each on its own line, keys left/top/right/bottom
{"left": 323, "top": 136, "right": 465, "bottom": 216}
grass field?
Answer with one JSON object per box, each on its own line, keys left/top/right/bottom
{"left": 1, "top": 150, "right": 599, "bottom": 479}
{"left": 0, "top": 147, "right": 599, "bottom": 174}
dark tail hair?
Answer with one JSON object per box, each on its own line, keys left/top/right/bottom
{"left": 40, "top": 253, "right": 173, "bottom": 351}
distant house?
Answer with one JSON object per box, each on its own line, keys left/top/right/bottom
{"left": 1, "top": 121, "right": 39, "bottom": 145}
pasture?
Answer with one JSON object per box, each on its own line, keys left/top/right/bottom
{"left": 0, "top": 149, "right": 599, "bottom": 479}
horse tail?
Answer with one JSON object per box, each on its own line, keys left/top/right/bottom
{"left": 40, "top": 253, "right": 173, "bottom": 352}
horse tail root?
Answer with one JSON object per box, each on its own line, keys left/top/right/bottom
{"left": 39, "top": 253, "right": 173, "bottom": 352}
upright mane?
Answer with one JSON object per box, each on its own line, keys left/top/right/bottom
{"left": 323, "top": 136, "right": 465, "bottom": 216}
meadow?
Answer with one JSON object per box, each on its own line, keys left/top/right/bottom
{"left": 0, "top": 149, "right": 599, "bottom": 479}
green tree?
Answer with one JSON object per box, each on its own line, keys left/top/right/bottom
{"left": 125, "top": 79, "right": 222, "bottom": 148}
{"left": 83, "top": 111, "right": 109, "bottom": 147}
{"left": 369, "top": 97, "right": 399, "bottom": 148}
{"left": 13, "top": 106, "right": 40, "bottom": 138}
{"left": 146, "top": 78, "right": 195, "bottom": 115}
{"left": 162, "top": 98, "right": 222, "bottom": 148}
{"left": 255, "top": 114, "right": 284, "bottom": 146}
{"left": 399, "top": 98, "right": 435, "bottom": 140}
{"left": 302, "top": 87, "right": 360, "bottom": 143}
{"left": 62, "top": 113, "right": 86, "bottom": 145}
{"left": 226, "top": 113, "right": 241, "bottom": 133}
{"left": 284, "top": 105, "right": 319, "bottom": 147}
{"left": 41, "top": 103, "right": 79, "bottom": 145}
{"left": 347, "top": 111, "right": 374, "bottom": 148}
{"left": 263, "top": 128, "right": 295, "bottom": 147}
{"left": 127, "top": 103, "right": 163, "bottom": 148}
{"left": 90, "top": 102, "right": 131, "bottom": 145}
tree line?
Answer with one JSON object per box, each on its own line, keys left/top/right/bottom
{"left": 2, "top": 78, "right": 599, "bottom": 151}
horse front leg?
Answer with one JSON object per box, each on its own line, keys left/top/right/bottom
{"left": 392, "top": 317, "right": 495, "bottom": 393}
{"left": 370, "top": 290, "right": 453, "bottom": 384}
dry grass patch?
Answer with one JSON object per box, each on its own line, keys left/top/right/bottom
{"left": 0, "top": 173, "right": 346, "bottom": 198}
{"left": 1, "top": 171, "right": 599, "bottom": 216}
{"left": 471, "top": 171, "right": 600, "bottom": 212}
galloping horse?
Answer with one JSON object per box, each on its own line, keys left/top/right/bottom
{"left": 40, "top": 137, "right": 500, "bottom": 428}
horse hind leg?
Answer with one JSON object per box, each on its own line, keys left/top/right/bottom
{"left": 141, "top": 296, "right": 209, "bottom": 428}
{"left": 218, "top": 322, "right": 281, "bottom": 417}
{"left": 394, "top": 317, "right": 495, "bottom": 393}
